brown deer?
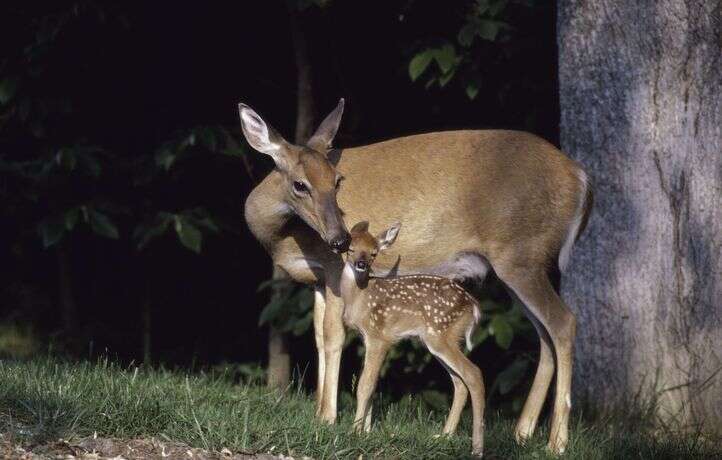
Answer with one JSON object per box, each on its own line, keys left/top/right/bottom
{"left": 340, "top": 220, "right": 485, "bottom": 457}
{"left": 240, "top": 99, "right": 592, "bottom": 455}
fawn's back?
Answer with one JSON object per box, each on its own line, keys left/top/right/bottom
{"left": 344, "top": 274, "right": 481, "bottom": 348}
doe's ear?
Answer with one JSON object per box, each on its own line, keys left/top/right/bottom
{"left": 238, "top": 103, "right": 289, "bottom": 168}
{"left": 377, "top": 221, "right": 401, "bottom": 251}
{"left": 350, "top": 221, "right": 369, "bottom": 235}
{"left": 307, "top": 98, "right": 344, "bottom": 153}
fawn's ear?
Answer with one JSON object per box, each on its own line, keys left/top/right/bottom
{"left": 238, "top": 103, "right": 290, "bottom": 170}
{"left": 377, "top": 221, "right": 401, "bottom": 251}
{"left": 350, "top": 221, "right": 369, "bottom": 236}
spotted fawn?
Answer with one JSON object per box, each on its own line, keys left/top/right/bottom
{"left": 340, "top": 221, "right": 485, "bottom": 457}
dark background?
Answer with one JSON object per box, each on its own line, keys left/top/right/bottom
{"left": 1, "top": 0, "right": 557, "bottom": 406}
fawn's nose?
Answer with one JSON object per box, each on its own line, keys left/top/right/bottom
{"left": 329, "top": 232, "right": 351, "bottom": 253}
{"left": 355, "top": 260, "right": 368, "bottom": 271}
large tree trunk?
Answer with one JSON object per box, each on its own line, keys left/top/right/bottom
{"left": 266, "top": 7, "right": 316, "bottom": 389}
{"left": 558, "top": 1, "right": 721, "bottom": 434}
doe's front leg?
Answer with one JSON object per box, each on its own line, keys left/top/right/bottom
{"left": 313, "top": 286, "right": 326, "bottom": 416}
{"left": 319, "top": 287, "right": 345, "bottom": 423}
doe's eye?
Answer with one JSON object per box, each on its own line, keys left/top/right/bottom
{"left": 292, "top": 181, "right": 308, "bottom": 194}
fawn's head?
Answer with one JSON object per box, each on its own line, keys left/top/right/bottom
{"left": 239, "top": 99, "right": 350, "bottom": 252}
{"left": 345, "top": 221, "right": 402, "bottom": 278}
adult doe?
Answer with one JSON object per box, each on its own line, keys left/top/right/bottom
{"left": 340, "top": 221, "right": 485, "bottom": 457}
{"left": 240, "top": 99, "right": 592, "bottom": 454}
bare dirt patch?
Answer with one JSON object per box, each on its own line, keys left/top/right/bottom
{"left": 1, "top": 434, "right": 297, "bottom": 460}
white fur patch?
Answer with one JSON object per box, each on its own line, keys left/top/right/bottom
{"left": 239, "top": 107, "right": 280, "bottom": 154}
{"left": 428, "top": 252, "right": 490, "bottom": 283}
{"left": 465, "top": 303, "right": 482, "bottom": 351}
{"left": 558, "top": 168, "right": 588, "bottom": 271}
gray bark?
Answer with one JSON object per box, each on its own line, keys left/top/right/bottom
{"left": 558, "top": 1, "right": 721, "bottom": 434}
{"left": 266, "top": 266, "right": 292, "bottom": 390}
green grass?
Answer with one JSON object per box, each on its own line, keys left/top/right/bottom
{"left": 0, "top": 358, "right": 717, "bottom": 459}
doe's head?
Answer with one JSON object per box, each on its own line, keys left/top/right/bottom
{"left": 239, "top": 99, "right": 350, "bottom": 252}
{"left": 346, "top": 221, "right": 401, "bottom": 274}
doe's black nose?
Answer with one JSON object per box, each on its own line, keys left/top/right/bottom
{"left": 329, "top": 233, "right": 351, "bottom": 253}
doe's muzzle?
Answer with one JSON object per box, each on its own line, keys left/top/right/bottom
{"left": 329, "top": 232, "right": 351, "bottom": 253}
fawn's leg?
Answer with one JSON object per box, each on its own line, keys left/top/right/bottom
{"left": 434, "top": 357, "right": 468, "bottom": 435}
{"left": 313, "top": 286, "right": 326, "bottom": 416}
{"left": 428, "top": 338, "right": 485, "bottom": 457}
{"left": 444, "top": 373, "right": 469, "bottom": 435}
{"left": 320, "top": 286, "right": 346, "bottom": 423}
{"left": 353, "top": 338, "right": 390, "bottom": 432}
{"left": 497, "top": 266, "right": 576, "bottom": 455}
{"left": 514, "top": 314, "right": 555, "bottom": 443}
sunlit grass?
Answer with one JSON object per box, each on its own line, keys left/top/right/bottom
{"left": 0, "top": 358, "right": 717, "bottom": 459}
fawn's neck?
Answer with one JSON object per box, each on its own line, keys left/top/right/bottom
{"left": 340, "top": 263, "right": 368, "bottom": 307}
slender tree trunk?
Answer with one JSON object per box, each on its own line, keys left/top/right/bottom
{"left": 56, "top": 242, "right": 77, "bottom": 334}
{"left": 558, "top": 0, "right": 721, "bottom": 434}
{"left": 290, "top": 8, "right": 315, "bottom": 144}
{"left": 266, "top": 6, "right": 317, "bottom": 389}
{"left": 267, "top": 266, "right": 292, "bottom": 389}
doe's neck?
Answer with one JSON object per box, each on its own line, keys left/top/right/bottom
{"left": 245, "top": 171, "right": 293, "bottom": 248}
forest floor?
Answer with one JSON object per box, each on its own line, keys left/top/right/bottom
{"left": 0, "top": 358, "right": 718, "bottom": 459}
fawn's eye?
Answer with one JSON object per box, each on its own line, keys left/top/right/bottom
{"left": 335, "top": 176, "right": 344, "bottom": 189}
{"left": 292, "top": 181, "right": 309, "bottom": 194}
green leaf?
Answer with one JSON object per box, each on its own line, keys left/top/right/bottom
{"left": 291, "top": 311, "right": 313, "bottom": 336}
{"left": 433, "top": 44, "right": 456, "bottom": 74}
{"left": 258, "top": 294, "right": 290, "bottom": 326}
{"left": 155, "top": 148, "right": 175, "bottom": 171}
{"left": 188, "top": 214, "right": 219, "bottom": 233}
{"left": 458, "top": 23, "right": 476, "bottom": 47}
{"left": 497, "top": 358, "right": 529, "bottom": 395}
{"left": 38, "top": 217, "right": 65, "bottom": 248}
{"left": 472, "top": 326, "right": 490, "bottom": 347}
{"left": 490, "top": 314, "right": 513, "bottom": 349}
{"left": 438, "top": 68, "right": 457, "bottom": 87}
{"left": 0, "top": 77, "right": 19, "bottom": 104}
{"left": 64, "top": 208, "right": 79, "bottom": 230}
{"left": 488, "top": 0, "right": 508, "bottom": 17}
{"left": 477, "top": 19, "right": 502, "bottom": 41}
{"left": 409, "top": 50, "right": 433, "bottom": 82}
{"left": 56, "top": 149, "right": 77, "bottom": 172}
{"left": 466, "top": 81, "right": 480, "bottom": 100}
{"left": 198, "top": 127, "right": 218, "bottom": 151}
{"left": 174, "top": 216, "right": 202, "bottom": 253}
{"left": 221, "top": 147, "right": 246, "bottom": 157}
{"left": 134, "top": 213, "right": 172, "bottom": 250}
{"left": 89, "top": 208, "right": 119, "bottom": 239}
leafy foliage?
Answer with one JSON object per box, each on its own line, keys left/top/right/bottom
{"left": 257, "top": 278, "right": 314, "bottom": 336}
{"left": 407, "top": 0, "right": 527, "bottom": 99}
